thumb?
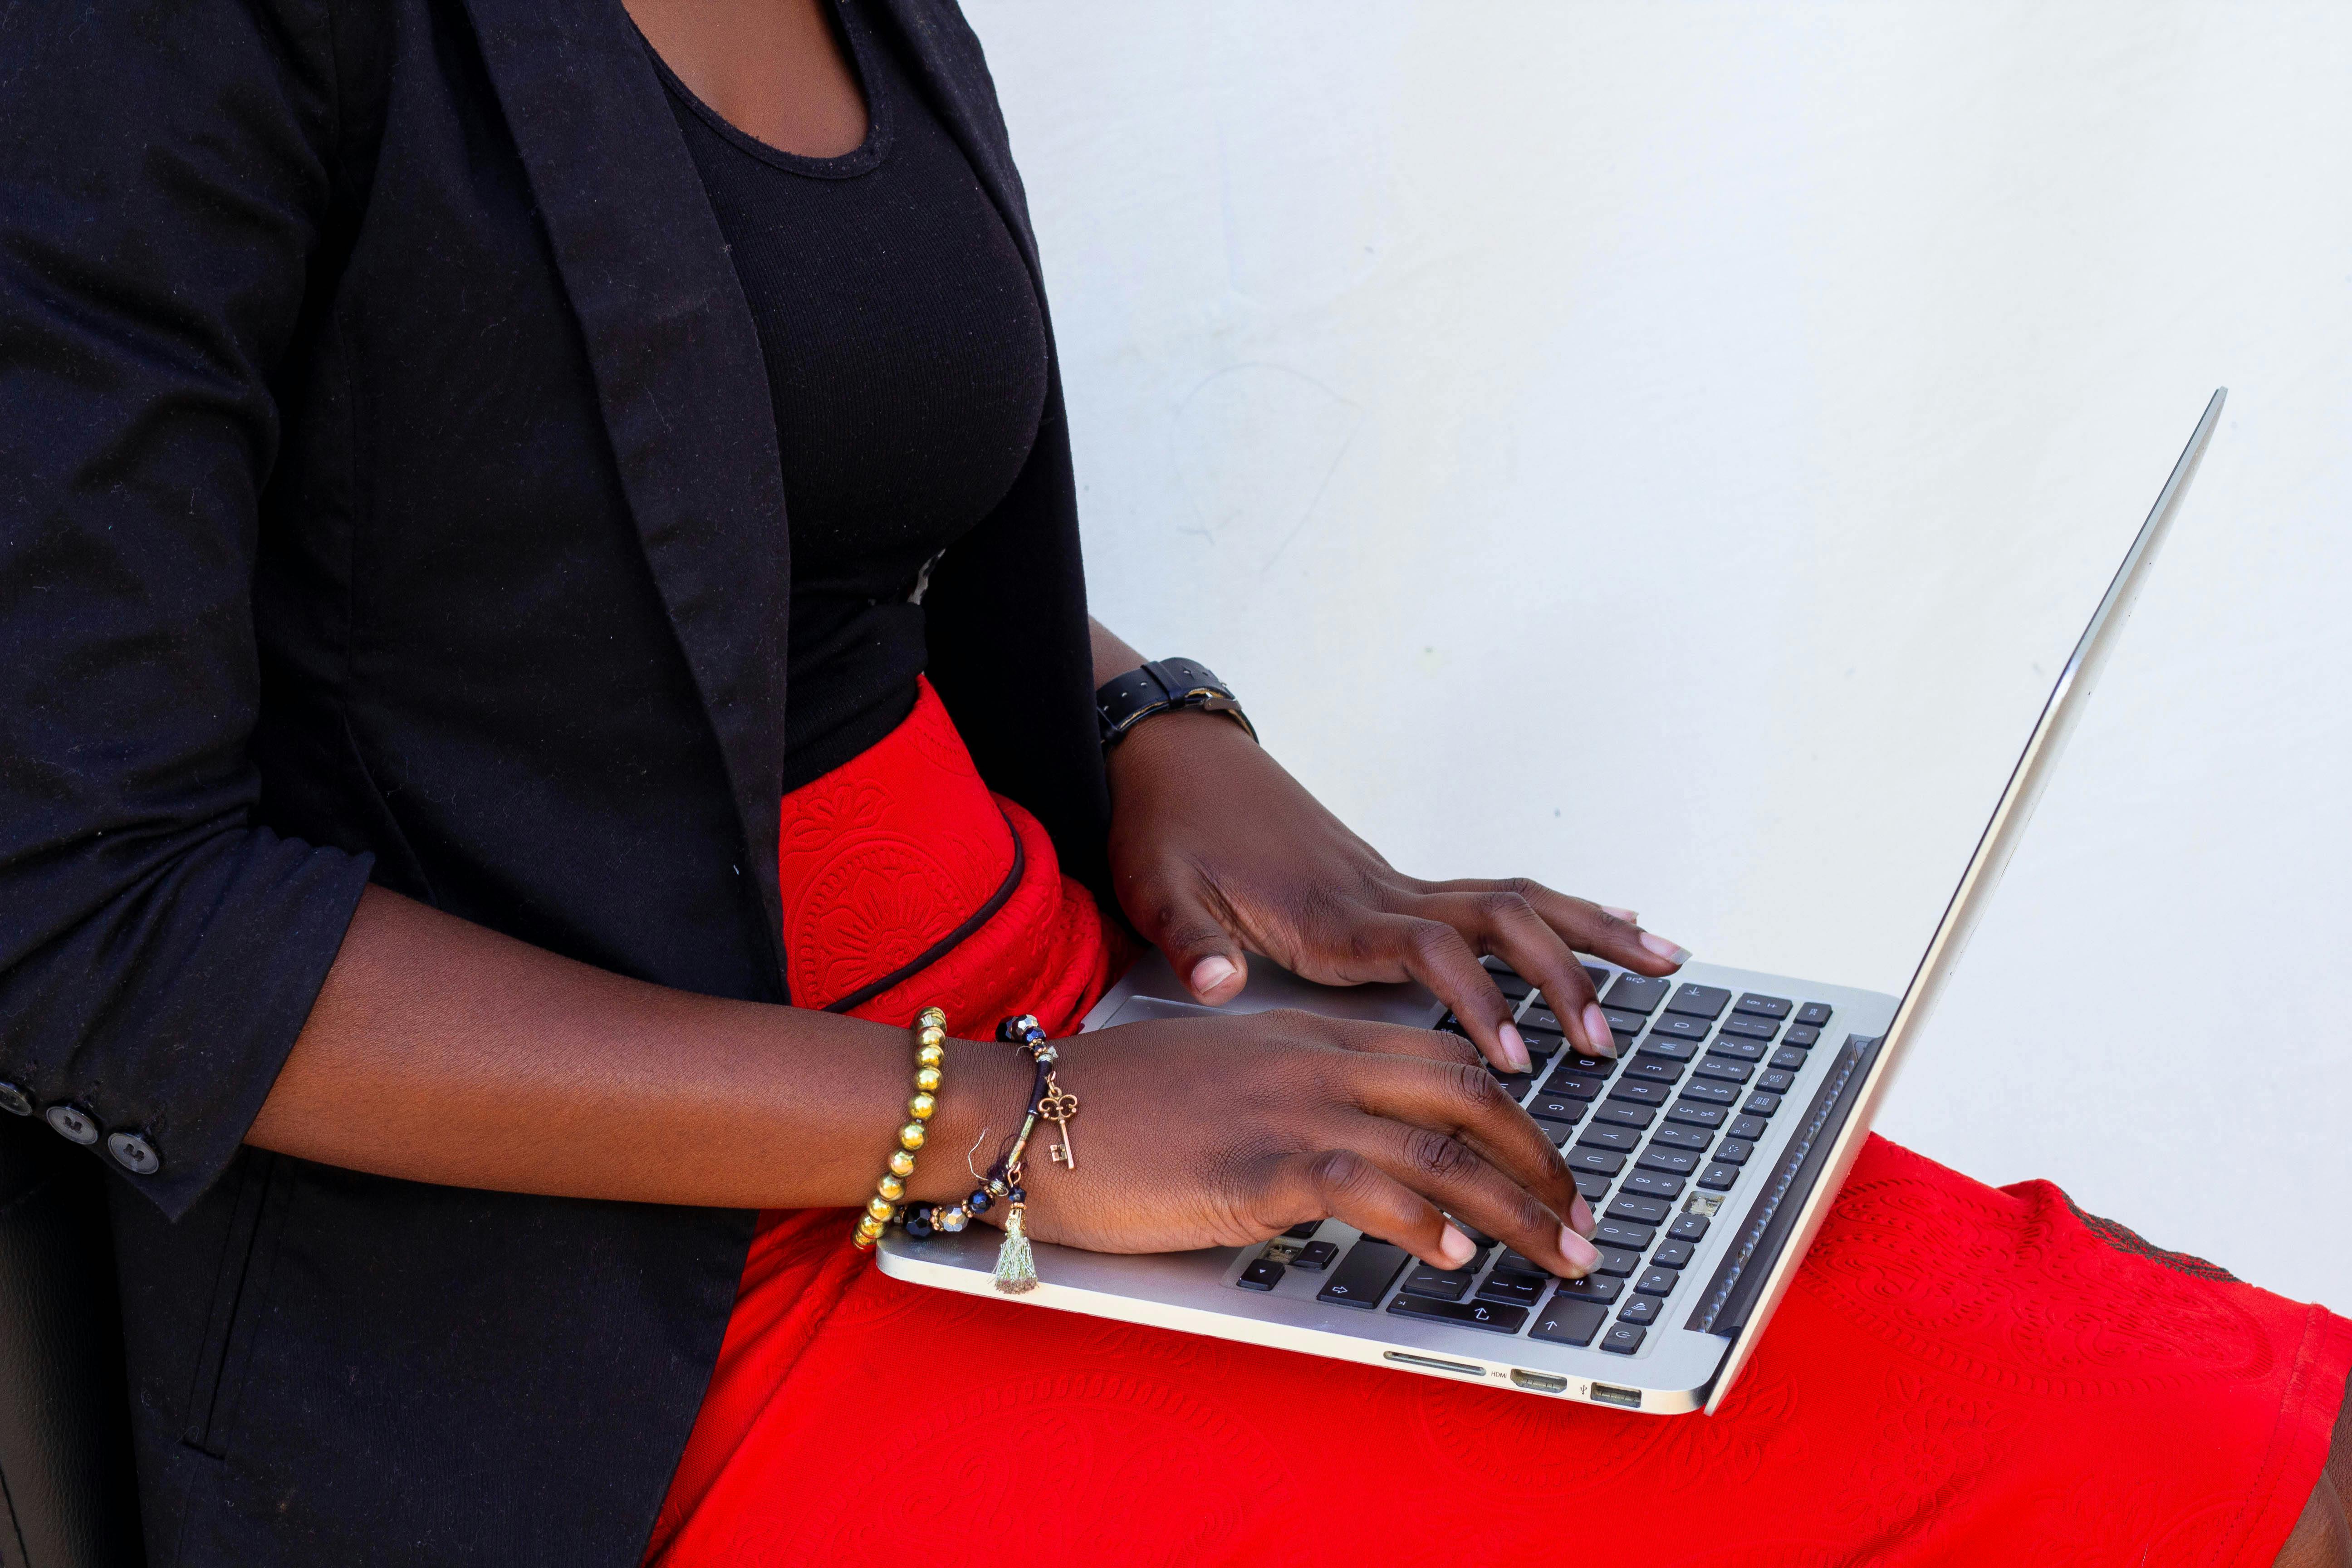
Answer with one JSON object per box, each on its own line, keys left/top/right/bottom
{"left": 1132, "top": 875, "right": 1250, "bottom": 1004}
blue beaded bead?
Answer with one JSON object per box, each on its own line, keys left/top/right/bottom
{"left": 1006, "top": 1186, "right": 1026, "bottom": 1205}
{"left": 967, "top": 1188, "right": 993, "bottom": 1216}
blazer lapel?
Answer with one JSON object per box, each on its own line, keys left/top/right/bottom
{"left": 871, "top": 0, "right": 1044, "bottom": 284}
{"left": 459, "top": 0, "right": 791, "bottom": 984}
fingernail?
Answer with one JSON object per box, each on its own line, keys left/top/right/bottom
{"left": 1439, "top": 1224, "right": 1475, "bottom": 1267}
{"left": 1569, "top": 1192, "right": 1597, "bottom": 1239}
{"left": 1559, "top": 1225, "right": 1601, "bottom": 1274}
{"left": 1190, "top": 955, "right": 1239, "bottom": 997}
{"left": 1497, "top": 1022, "right": 1532, "bottom": 1074}
{"left": 1638, "top": 932, "right": 1692, "bottom": 965}
{"left": 1580, "top": 1003, "right": 1617, "bottom": 1059}
{"left": 1601, "top": 905, "right": 1639, "bottom": 923}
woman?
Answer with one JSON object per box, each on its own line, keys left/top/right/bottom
{"left": 0, "top": 0, "right": 2341, "bottom": 1563}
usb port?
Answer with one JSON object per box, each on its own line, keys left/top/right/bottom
{"left": 1509, "top": 1368, "right": 1568, "bottom": 1394}
{"left": 1588, "top": 1382, "right": 1642, "bottom": 1409}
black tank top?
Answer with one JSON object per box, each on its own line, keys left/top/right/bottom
{"left": 653, "top": 0, "right": 1050, "bottom": 794}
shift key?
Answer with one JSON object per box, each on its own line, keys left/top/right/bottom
{"left": 1316, "top": 1241, "right": 1409, "bottom": 1310}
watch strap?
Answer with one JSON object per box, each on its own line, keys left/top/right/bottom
{"left": 1095, "top": 657, "right": 1256, "bottom": 748}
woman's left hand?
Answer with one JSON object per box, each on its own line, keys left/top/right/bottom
{"left": 1104, "top": 707, "right": 1692, "bottom": 1074}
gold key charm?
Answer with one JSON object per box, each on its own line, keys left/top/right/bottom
{"left": 1038, "top": 1083, "right": 1080, "bottom": 1171}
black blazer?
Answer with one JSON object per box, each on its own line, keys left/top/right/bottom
{"left": 0, "top": 0, "right": 1107, "bottom": 1561}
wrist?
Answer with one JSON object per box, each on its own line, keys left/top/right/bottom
{"left": 904, "top": 1030, "right": 1032, "bottom": 1205}
{"left": 1106, "top": 704, "right": 1259, "bottom": 803}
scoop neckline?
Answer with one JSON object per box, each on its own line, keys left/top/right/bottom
{"left": 642, "top": 0, "right": 892, "bottom": 180}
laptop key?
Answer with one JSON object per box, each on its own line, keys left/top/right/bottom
{"left": 1388, "top": 1294, "right": 1529, "bottom": 1335}
{"left": 1649, "top": 1014, "right": 1711, "bottom": 1044}
{"left": 1770, "top": 1046, "right": 1809, "bottom": 1071}
{"left": 1707, "top": 1037, "right": 1766, "bottom": 1062}
{"left": 1317, "top": 1242, "right": 1409, "bottom": 1309}
{"left": 1293, "top": 1240, "right": 1339, "bottom": 1270}
{"left": 1744, "top": 1092, "right": 1784, "bottom": 1117}
{"left": 1719, "top": 1014, "right": 1779, "bottom": 1042}
{"left": 1530, "top": 1299, "right": 1608, "bottom": 1347}
{"left": 1238, "top": 1259, "right": 1285, "bottom": 1291}
{"left": 1652, "top": 1124, "right": 1714, "bottom": 1153}
{"left": 1782, "top": 1025, "right": 1822, "bottom": 1049}
{"left": 1492, "top": 1070, "right": 1539, "bottom": 1100}
{"left": 1668, "top": 1215, "right": 1711, "bottom": 1243}
{"left": 1728, "top": 1115, "right": 1769, "bottom": 1141}
{"left": 1712, "top": 1138, "right": 1754, "bottom": 1166}
{"left": 1607, "top": 1081, "right": 1670, "bottom": 1107}
{"left": 1758, "top": 1069, "right": 1796, "bottom": 1095}
{"left": 1662, "top": 1101, "right": 1726, "bottom": 1129}
{"left": 1606, "top": 1196, "right": 1671, "bottom": 1225}
{"left": 1601, "top": 1009, "right": 1650, "bottom": 1040}
{"left": 1567, "top": 1147, "right": 1626, "bottom": 1177}
{"left": 1285, "top": 1220, "right": 1324, "bottom": 1240}
{"left": 1603, "top": 975, "right": 1671, "bottom": 1014}
{"left": 1592, "top": 1219, "right": 1655, "bottom": 1250}
{"left": 1635, "top": 1036, "right": 1696, "bottom": 1063}
{"left": 1624, "top": 1056, "right": 1684, "bottom": 1085}
{"left": 1578, "top": 1124, "right": 1642, "bottom": 1153}
{"left": 1537, "top": 1069, "right": 1601, "bottom": 1100}
{"left": 1529, "top": 1096, "right": 1588, "bottom": 1127}
{"left": 1602, "top": 1324, "right": 1647, "bottom": 1354}
{"left": 1553, "top": 1053, "right": 1615, "bottom": 1079}
{"left": 1592, "top": 1102, "right": 1656, "bottom": 1130}
{"left": 1520, "top": 1030, "right": 1565, "bottom": 1059}
{"left": 1691, "top": 1057, "right": 1752, "bottom": 1084}
{"left": 1698, "top": 1163, "right": 1740, "bottom": 1191}
{"left": 1622, "top": 1171, "right": 1684, "bottom": 1201}
{"left": 1794, "top": 1002, "right": 1834, "bottom": 1028}
{"left": 1574, "top": 1173, "right": 1612, "bottom": 1202}
{"left": 1651, "top": 1240, "right": 1695, "bottom": 1269}
{"left": 1636, "top": 1147, "right": 1699, "bottom": 1176}
{"left": 1555, "top": 1274, "right": 1622, "bottom": 1303}
{"left": 1665, "top": 984, "right": 1732, "bottom": 1019}
{"left": 1477, "top": 1269, "right": 1548, "bottom": 1306}
{"left": 1615, "top": 1294, "right": 1660, "bottom": 1326}
{"left": 1522, "top": 1007, "right": 1563, "bottom": 1034}
{"left": 1401, "top": 1264, "right": 1477, "bottom": 1302}
{"left": 1636, "top": 1266, "right": 1680, "bottom": 1297}
{"left": 1735, "top": 993, "right": 1793, "bottom": 1019}
{"left": 1590, "top": 1245, "right": 1642, "bottom": 1278}
{"left": 1678, "top": 1081, "right": 1739, "bottom": 1107}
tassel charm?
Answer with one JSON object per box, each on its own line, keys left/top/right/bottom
{"left": 993, "top": 1201, "right": 1038, "bottom": 1294}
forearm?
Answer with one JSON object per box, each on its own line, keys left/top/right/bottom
{"left": 1088, "top": 616, "right": 1145, "bottom": 687}
{"left": 247, "top": 886, "right": 1026, "bottom": 1210}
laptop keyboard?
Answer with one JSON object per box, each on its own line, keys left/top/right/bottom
{"left": 1230, "top": 961, "right": 1836, "bottom": 1358}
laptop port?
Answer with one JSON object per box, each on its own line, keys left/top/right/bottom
{"left": 1588, "top": 1382, "right": 1643, "bottom": 1409}
{"left": 1508, "top": 1368, "right": 1568, "bottom": 1394}
{"left": 1382, "top": 1351, "right": 1485, "bottom": 1378}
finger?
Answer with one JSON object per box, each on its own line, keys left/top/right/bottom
{"left": 1431, "top": 878, "right": 1689, "bottom": 979}
{"left": 1340, "top": 915, "right": 1529, "bottom": 1073}
{"left": 1347, "top": 1113, "right": 1599, "bottom": 1278}
{"left": 1270, "top": 1148, "right": 1472, "bottom": 1270}
{"left": 1125, "top": 866, "right": 1250, "bottom": 1004}
{"left": 1343, "top": 1050, "right": 1585, "bottom": 1227}
{"left": 1411, "top": 887, "right": 1615, "bottom": 1058}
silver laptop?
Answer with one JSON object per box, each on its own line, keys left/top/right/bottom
{"left": 880, "top": 390, "right": 2227, "bottom": 1415}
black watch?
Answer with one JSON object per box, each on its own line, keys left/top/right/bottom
{"left": 1095, "top": 657, "right": 1256, "bottom": 749}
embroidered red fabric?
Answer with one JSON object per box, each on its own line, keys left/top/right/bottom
{"left": 650, "top": 687, "right": 2349, "bottom": 1567}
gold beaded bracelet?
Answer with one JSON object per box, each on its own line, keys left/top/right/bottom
{"left": 851, "top": 1005, "right": 948, "bottom": 1250}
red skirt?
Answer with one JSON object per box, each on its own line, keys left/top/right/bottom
{"left": 649, "top": 683, "right": 2350, "bottom": 1567}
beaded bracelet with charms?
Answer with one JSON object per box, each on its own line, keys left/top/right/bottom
{"left": 884, "top": 1013, "right": 1074, "bottom": 1294}
{"left": 850, "top": 1006, "right": 949, "bottom": 1250}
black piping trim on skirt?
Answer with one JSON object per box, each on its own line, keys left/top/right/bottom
{"left": 820, "top": 807, "right": 1026, "bottom": 1017}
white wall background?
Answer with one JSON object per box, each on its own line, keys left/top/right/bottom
{"left": 963, "top": 1, "right": 2352, "bottom": 1309}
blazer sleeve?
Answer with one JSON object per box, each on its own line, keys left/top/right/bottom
{"left": 0, "top": 0, "right": 372, "bottom": 1218}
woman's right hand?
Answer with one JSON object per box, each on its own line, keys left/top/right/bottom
{"left": 962, "top": 1009, "right": 1602, "bottom": 1278}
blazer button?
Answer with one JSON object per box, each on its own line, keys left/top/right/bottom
{"left": 0, "top": 1082, "right": 32, "bottom": 1117}
{"left": 106, "top": 1131, "right": 161, "bottom": 1176}
{"left": 45, "top": 1103, "right": 100, "bottom": 1145}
